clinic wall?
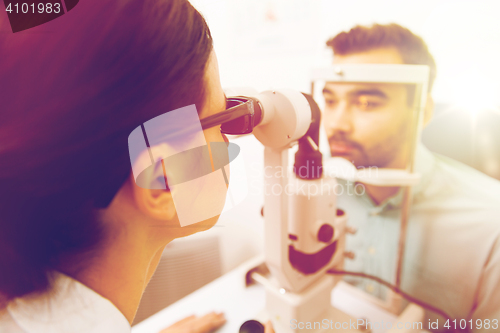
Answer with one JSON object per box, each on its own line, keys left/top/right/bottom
{"left": 193, "top": 0, "right": 500, "bottom": 106}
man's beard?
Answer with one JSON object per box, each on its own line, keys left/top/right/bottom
{"left": 327, "top": 134, "right": 404, "bottom": 169}
{"left": 327, "top": 134, "right": 370, "bottom": 168}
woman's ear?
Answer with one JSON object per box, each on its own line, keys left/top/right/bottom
{"left": 423, "top": 93, "right": 434, "bottom": 128}
{"left": 130, "top": 170, "right": 177, "bottom": 222}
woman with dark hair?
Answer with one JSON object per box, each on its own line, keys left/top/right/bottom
{"left": 0, "top": 1, "right": 273, "bottom": 332}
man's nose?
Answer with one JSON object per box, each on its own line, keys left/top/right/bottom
{"left": 326, "top": 104, "right": 353, "bottom": 135}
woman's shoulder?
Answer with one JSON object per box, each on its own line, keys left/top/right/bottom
{"left": 2, "top": 272, "right": 130, "bottom": 333}
{"left": 0, "top": 306, "right": 26, "bottom": 332}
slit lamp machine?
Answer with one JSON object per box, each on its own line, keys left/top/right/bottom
{"left": 225, "top": 64, "right": 431, "bottom": 333}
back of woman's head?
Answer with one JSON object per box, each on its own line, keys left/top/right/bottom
{"left": 0, "top": 0, "right": 212, "bottom": 300}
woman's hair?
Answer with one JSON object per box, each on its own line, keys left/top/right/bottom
{"left": 0, "top": 0, "right": 212, "bottom": 301}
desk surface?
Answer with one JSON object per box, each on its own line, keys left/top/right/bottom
{"left": 132, "top": 256, "right": 400, "bottom": 333}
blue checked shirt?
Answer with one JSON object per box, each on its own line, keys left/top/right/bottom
{"left": 335, "top": 144, "right": 500, "bottom": 331}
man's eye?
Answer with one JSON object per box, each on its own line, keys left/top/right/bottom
{"left": 324, "top": 99, "right": 338, "bottom": 107}
{"left": 356, "top": 96, "right": 380, "bottom": 111}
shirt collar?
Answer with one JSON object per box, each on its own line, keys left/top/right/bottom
{"left": 7, "top": 272, "right": 130, "bottom": 333}
{"left": 348, "top": 144, "right": 436, "bottom": 210}
{"left": 409, "top": 144, "right": 436, "bottom": 200}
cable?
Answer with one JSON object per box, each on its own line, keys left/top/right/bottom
{"left": 327, "top": 269, "right": 453, "bottom": 323}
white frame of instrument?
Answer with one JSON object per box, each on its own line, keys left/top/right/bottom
{"left": 310, "top": 64, "right": 430, "bottom": 313}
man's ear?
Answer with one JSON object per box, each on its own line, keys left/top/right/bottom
{"left": 130, "top": 172, "right": 177, "bottom": 222}
{"left": 423, "top": 93, "right": 434, "bottom": 128}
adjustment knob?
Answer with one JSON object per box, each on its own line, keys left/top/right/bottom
{"left": 317, "top": 224, "right": 334, "bottom": 243}
{"left": 344, "top": 251, "right": 356, "bottom": 260}
{"left": 346, "top": 225, "right": 357, "bottom": 235}
{"left": 240, "top": 320, "right": 264, "bottom": 333}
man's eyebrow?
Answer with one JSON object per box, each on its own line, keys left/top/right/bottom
{"left": 348, "top": 89, "right": 388, "bottom": 99}
{"left": 322, "top": 87, "right": 336, "bottom": 96}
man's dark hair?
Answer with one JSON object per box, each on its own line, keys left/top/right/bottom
{"left": 326, "top": 23, "right": 437, "bottom": 93}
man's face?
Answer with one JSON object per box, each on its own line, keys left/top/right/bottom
{"left": 322, "top": 47, "right": 413, "bottom": 169}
